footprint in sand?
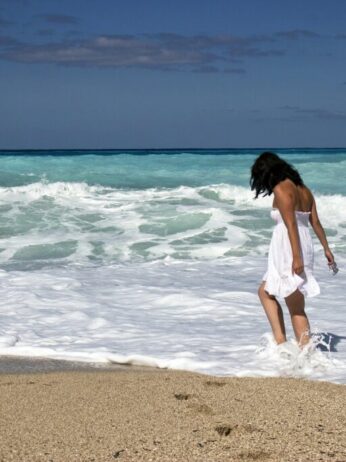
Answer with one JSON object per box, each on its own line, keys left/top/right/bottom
{"left": 174, "top": 392, "right": 191, "bottom": 400}
{"left": 204, "top": 380, "right": 226, "bottom": 387}
{"left": 215, "top": 425, "right": 233, "bottom": 436}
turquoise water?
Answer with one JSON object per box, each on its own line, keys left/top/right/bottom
{"left": 1, "top": 148, "right": 346, "bottom": 192}
{"left": 0, "top": 148, "right": 345, "bottom": 270}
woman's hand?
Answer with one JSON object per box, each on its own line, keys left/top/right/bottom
{"left": 324, "top": 248, "right": 335, "bottom": 267}
{"left": 292, "top": 256, "right": 304, "bottom": 275}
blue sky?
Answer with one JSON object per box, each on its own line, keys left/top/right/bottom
{"left": 0, "top": 0, "right": 345, "bottom": 149}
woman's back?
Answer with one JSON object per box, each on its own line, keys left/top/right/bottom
{"left": 273, "top": 179, "right": 313, "bottom": 213}
{"left": 295, "top": 184, "right": 314, "bottom": 212}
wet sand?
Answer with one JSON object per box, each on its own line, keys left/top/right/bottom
{"left": 0, "top": 355, "right": 133, "bottom": 374}
{"left": 1, "top": 361, "right": 346, "bottom": 461}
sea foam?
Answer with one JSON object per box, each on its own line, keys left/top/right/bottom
{"left": 0, "top": 150, "right": 345, "bottom": 382}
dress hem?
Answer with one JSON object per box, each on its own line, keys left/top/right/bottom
{"left": 262, "top": 271, "right": 320, "bottom": 299}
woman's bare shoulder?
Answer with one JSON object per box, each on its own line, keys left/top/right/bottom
{"left": 273, "top": 178, "right": 295, "bottom": 191}
{"left": 272, "top": 180, "right": 297, "bottom": 209}
{"left": 273, "top": 178, "right": 296, "bottom": 194}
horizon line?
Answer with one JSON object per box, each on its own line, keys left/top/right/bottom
{"left": 1, "top": 146, "right": 346, "bottom": 152}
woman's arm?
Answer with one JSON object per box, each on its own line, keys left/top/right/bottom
{"left": 309, "top": 197, "right": 335, "bottom": 266}
{"left": 273, "top": 181, "right": 304, "bottom": 275}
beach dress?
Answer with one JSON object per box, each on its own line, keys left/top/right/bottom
{"left": 262, "top": 209, "right": 320, "bottom": 298}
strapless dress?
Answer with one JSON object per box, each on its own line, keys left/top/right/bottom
{"left": 262, "top": 209, "right": 320, "bottom": 298}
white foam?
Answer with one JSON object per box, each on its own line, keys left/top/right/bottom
{"left": 0, "top": 332, "right": 19, "bottom": 348}
{"left": 0, "top": 257, "right": 345, "bottom": 383}
{"left": 0, "top": 180, "right": 345, "bottom": 382}
{"left": 0, "top": 181, "right": 102, "bottom": 203}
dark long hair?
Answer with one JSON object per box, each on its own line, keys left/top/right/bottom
{"left": 250, "top": 151, "right": 304, "bottom": 198}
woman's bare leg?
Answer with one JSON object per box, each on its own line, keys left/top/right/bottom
{"left": 258, "top": 282, "right": 286, "bottom": 344}
{"left": 284, "top": 289, "right": 310, "bottom": 347}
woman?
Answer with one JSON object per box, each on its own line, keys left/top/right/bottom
{"left": 250, "top": 152, "right": 335, "bottom": 347}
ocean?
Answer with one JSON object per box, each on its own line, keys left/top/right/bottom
{"left": 0, "top": 148, "right": 345, "bottom": 382}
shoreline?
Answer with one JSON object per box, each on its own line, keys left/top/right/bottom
{"left": 1, "top": 364, "right": 345, "bottom": 461}
{"left": 0, "top": 354, "right": 155, "bottom": 375}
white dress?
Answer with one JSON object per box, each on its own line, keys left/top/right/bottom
{"left": 262, "top": 209, "right": 320, "bottom": 298}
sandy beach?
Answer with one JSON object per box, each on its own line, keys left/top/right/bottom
{"left": 1, "top": 362, "right": 346, "bottom": 462}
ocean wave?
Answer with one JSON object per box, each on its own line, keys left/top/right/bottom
{"left": 0, "top": 181, "right": 103, "bottom": 201}
{"left": 1, "top": 179, "right": 345, "bottom": 200}
{"left": 0, "top": 181, "right": 344, "bottom": 267}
